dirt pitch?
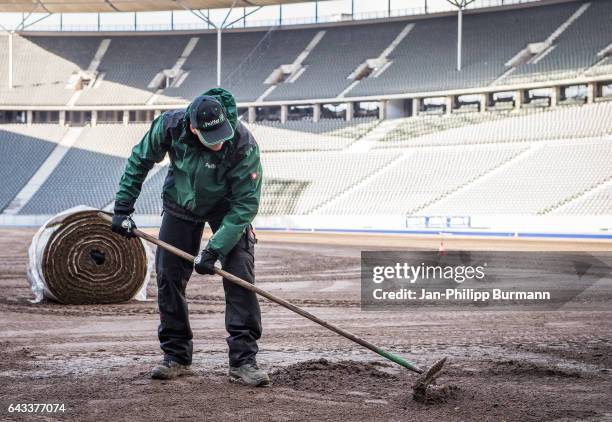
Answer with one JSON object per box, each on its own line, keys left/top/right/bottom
{"left": 1, "top": 228, "right": 611, "bottom": 422}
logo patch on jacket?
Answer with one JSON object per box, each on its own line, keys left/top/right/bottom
{"left": 250, "top": 172, "right": 258, "bottom": 180}
{"left": 205, "top": 162, "right": 216, "bottom": 169}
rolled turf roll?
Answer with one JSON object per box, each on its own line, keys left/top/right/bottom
{"left": 28, "top": 207, "right": 152, "bottom": 304}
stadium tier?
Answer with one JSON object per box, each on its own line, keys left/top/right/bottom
{"left": 76, "top": 35, "right": 190, "bottom": 106}
{"left": 0, "top": 36, "right": 100, "bottom": 106}
{"left": 508, "top": 0, "right": 612, "bottom": 83}
{"left": 419, "top": 137, "right": 612, "bottom": 215}
{"left": 249, "top": 117, "right": 378, "bottom": 152}
{"left": 0, "top": 0, "right": 611, "bottom": 105}
{"left": 376, "top": 101, "right": 612, "bottom": 148}
{"left": 0, "top": 124, "right": 66, "bottom": 211}
{"left": 552, "top": 181, "right": 612, "bottom": 214}
{"left": 0, "top": 0, "right": 611, "bottom": 225}
{"left": 265, "top": 21, "right": 406, "bottom": 101}
{"left": 1, "top": 98, "right": 611, "bottom": 218}
{"left": 159, "top": 30, "right": 320, "bottom": 103}
{"left": 349, "top": 1, "right": 581, "bottom": 96}
{"left": 135, "top": 165, "right": 170, "bottom": 215}
{"left": 18, "top": 124, "right": 150, "bottom": 214}
{"left": 313, "top": 144, "right": 530, "bottom": 215}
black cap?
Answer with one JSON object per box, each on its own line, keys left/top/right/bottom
{"left": 189, "top": 95, "right": 234, "bottom": 147}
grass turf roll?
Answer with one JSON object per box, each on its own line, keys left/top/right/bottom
{"left": 28, "top": 208, "right": 150, "bottom": 304}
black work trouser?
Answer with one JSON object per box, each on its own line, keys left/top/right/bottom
{"left": 155, "top": 211, "right": 261, "bottom": 367}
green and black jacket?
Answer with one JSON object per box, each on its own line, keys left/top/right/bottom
{"left": 114, "top": 88, "right": 262, "bottom": 258}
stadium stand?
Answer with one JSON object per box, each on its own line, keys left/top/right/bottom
{"left": 587, "top": 55, "right": 612, "bottom": 76}
{"left": 377, "top": 112, "right": 514, "bottom": 147}
{"left": 421, "top": 138, "right": 612, "bottom": 215}
{"left": 312, "top": 144, "right": 528, "bottom": 215}
{"left": 76, "top": 35, "right": 190, "bottom": 105}
{"left": 225, "top": 28, "right": 318, "bottom": 102}
{"left": 376, "top": 101, "right": 612, "bottom": 148}
{"left": 99, "top": 117, "right": 382, "bottom": 215}
{"left": 134, "top": 165, "right": 168, "bottom": 215}
{"left": 125, "top": 121, "right": 390, "bottom": 216}
{"left": 266, "top": 21, "right": 406, "bottom": 101}
{"left": 347, "top": 1, "right": 580, "bottom": 96}
{"left": 552, "top": 181, "right": 612, "bottom": 214}
{"left": 0, "top": 0, "right": 609, "bottom": 104}
{"left": 0, "top": 0, "right": 611, "bottom": 223}
{"left": 154, "top": 31, "right": 261, "bottom": 104}
{"left": 259, "top": 150, "right": 400, "bottom": 215}
{"left": 247, "top": 117, "right": 378, "bottom": 152}
{"left": 0, "top": 35, "right": 99, "bottom": 105}
{"left": 1, "top": 107, "right": 611, "bottom": 217}
{"left": 508, "top": 0, "right": 612, "bottom": 83}
{"left": 19, "top": 124, "right": 147, "bottom": 214}
{"left": 0, "top": 125, "right": 66, "bottom": 212}
{"left": 158, "top": 29, "right": 320, "bottom": 103}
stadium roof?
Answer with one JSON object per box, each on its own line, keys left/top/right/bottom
{"left": 0, "top": 0, "right": 317, "bottom": 13}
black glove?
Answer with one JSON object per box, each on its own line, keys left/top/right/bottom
{"left": 194, "top": 248, "right": 218, "bottom": 275}
{"left": 111, "top": 213, "right": 136, "bottom": 238}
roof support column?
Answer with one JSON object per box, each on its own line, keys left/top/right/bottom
{"left": 479, "top": 93, "right": 487, "bottom": 112}
{"left": 177, "top": 0, "right": 262, "bottom": 87}
{"left": 457, "top": 7, "right": 462, "bottom": 71}
{"left": 412, "top": 98, "right": 421, "bottom": 117}
{"left": 313, "top": 103, "right": 321, "bottom": 122}
{"left": 550, "top": 86, "right": 560, "bottom": 108}
{"left": 8, "top": 31, "right": 13, "bottom": 90}
{"left": 248, "top": 106, "right": 256, "bottom": 123}
{"left": 446, "top": 0, "right": 476, "bottom": 71}
{"left": 379, "top": 100, "right": 386, "bottom": 120}
{"left": 346, "top": 102, "right": 353, "bottom": 122}
{"left": 280, "top": 105, "right": 288, "bottom": 123}
{"left": 217, "top": 27, "right": 222, "bottom": 86}
{"left": 445, "top": 96, "right": 453, "bottom": 114}
{"left": 515, "top": 90, "right": 523, "bottom": 110}
{"left": 587, "top": 82, "right": 596, "bottom": 103}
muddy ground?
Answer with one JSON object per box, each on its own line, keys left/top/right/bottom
{"left": 0, "top": 228, "right": 611, "bottom": 421}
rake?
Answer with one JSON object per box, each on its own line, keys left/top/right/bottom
{"left": 98, "top": 212, "right": 447, "bottom": 395}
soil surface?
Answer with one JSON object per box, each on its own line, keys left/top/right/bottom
{"left": 0, "top": 228, "right": 611, "bottom": 421}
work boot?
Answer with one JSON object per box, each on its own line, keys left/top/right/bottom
{"left": 229, "top": 363, "right": 270, "bottom": 387}
{"left": 151, "top": 359, "right": 191, "bottom": 380}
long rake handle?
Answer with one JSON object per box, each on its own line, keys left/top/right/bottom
{"left": 98, "top": 212, "right": 423, "bottom": 374}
